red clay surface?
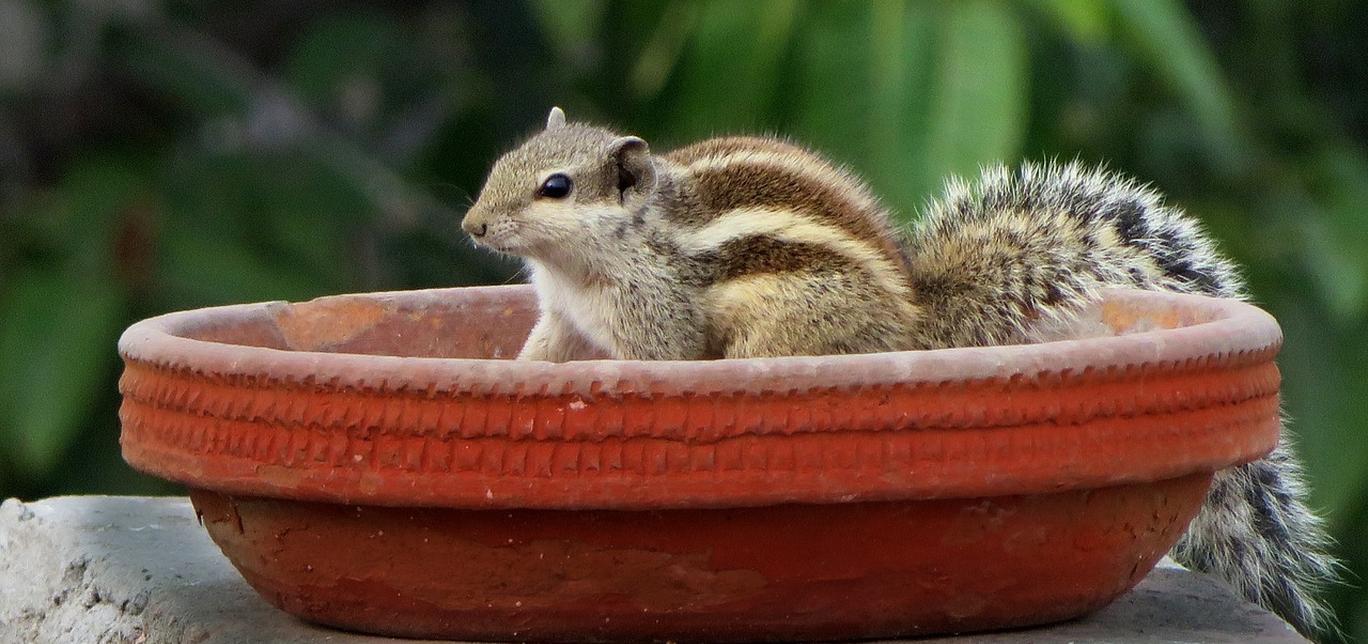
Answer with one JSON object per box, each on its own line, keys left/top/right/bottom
{"left": 118, "top": 285, "right": 1282, "bottom": 641}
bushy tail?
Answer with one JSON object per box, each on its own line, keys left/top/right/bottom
{"left": 1173, "top": 443, "right": 1339, "bottom": 637}
{"left": 904, "top": 161, "right": 1338, "bottom": 638}
{"left": 902, "top": 161, "right": 1245, "bottom": 348}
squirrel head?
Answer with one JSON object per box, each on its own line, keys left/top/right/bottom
{"left": 462, "top": 107, "right": 658, "bottom": 258}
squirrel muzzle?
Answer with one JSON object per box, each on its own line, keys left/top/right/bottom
{"left": 461, "top": 207, "right": 490, "bottom": 239}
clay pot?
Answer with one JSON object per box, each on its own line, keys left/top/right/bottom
{"left": 117, "top": 285, "right": 1281, "bottom": 642}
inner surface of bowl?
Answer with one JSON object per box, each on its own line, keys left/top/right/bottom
{"left": 166, "top": 283, "right": 1224, "bottom": 358}
{"left": 178, "top": 285, "right": 542, "bottom": 358}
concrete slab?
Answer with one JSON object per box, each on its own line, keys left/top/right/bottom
{"left": 0, "top": 496, "right": 1306, "bottom": 643}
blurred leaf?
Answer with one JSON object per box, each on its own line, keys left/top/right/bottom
{"left": 627, "top": 1, "right": 700, "bottom": 100}
{"left": 284, "top": 14, "right": 399, "bottom": 109}
{"left": 788, "top": 1, "right": 939, "bottom": 215}
{"left": 59, "top": 155, "right": 153, "bottom": 255}
{"left": 113, "top": 25, "right": 251, "bottom": 117}
{"left": 1031, "top": 0, "right": 1110, "bottom": 44}
{"left": 922, "top": 0, "right": 1028, "bottom": 182}
{"left": 0, "top": 268, "right": 125, "bottom": 478}
{"left": 1268, "top": 294, "right": 1368, "bottom": 528}
{"left": 0, "top": 0, "right": 48, "bottom": 91}
{"left": 11, "top": 153, "right": 152, "bottom": 258}
{"left": 790, "top": 3, "right": 874, "bottom": 158}
{"left": 1302, "top": 146, "right": 1368, "bottom": 322}
{"left": 1109, "top": 0, "right": 1246, "bottom": 162}
{"left": 666, "top": 0, "right": 800, "bottom": 137}
{"left": 1299, "top": 217, "right": 1367, "bottom": 324}
{"left": 159, "top": 151, "right": 375, "bottom": 303}
{"left": 160, "top": 229, "right": 329, "bottom": 306}
{"left": 529, "top": 0, "right": 606, "bottom": 66}
{"left": 865, "top": 0, "right": 938, "bottom": 214}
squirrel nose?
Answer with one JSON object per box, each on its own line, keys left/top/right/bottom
{"left": 463, "top": 219, "right": 488, "bottom": 238}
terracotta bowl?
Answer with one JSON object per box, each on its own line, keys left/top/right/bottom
{"left": 116, "top": 285, "right": 1281, "bottom": 642}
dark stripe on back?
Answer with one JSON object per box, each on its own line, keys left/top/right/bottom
{"left": 686, "top": 235, "right": 852, "bottom": 285}
{"left": 688, "top": 157, "right": 908, "bottom": 266}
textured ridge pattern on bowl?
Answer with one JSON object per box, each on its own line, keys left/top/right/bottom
{"left": 115, "top": 285, "right": 1284, "bottom": 641}
{"left": 119, "top": 285, "right": 1281, "bottom": 510}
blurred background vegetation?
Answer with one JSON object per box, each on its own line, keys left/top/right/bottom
{"left": 0, "top": 0, "right": 1364, "bottom": 638}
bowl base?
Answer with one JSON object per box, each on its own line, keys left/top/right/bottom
{"left": 191, "top": 472, "right": 1209, "bottom": 642}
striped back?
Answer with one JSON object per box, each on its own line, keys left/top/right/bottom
{"left": 663, "top": 137, "right": 911, "bottom": 285}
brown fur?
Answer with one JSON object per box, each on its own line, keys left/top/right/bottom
{"left": 663, "top": 135, "right": 807, "bottom": 165}
{"left": 698, "top": 236, "right": 853, "bottom": 283}
{"left": 687, "top": 160, "right": 907, "bottom": 266}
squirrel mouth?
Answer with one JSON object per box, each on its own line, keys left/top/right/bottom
{"left": 470, "top": 233, "right": 528, "bottom": 256}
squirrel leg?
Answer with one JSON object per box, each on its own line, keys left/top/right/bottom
{"left": 516, "top": 310, "right": 596, "bottom": 362}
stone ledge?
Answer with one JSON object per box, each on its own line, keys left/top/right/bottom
{"left": 0, "top": 496, "right": 1306, "bottom": 643}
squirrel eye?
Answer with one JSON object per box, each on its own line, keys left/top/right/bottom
{"left": 538, "top": 173, "right": 573, "bottom": 199}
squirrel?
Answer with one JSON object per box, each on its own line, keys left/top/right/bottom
{"left": 461, "top": 107, "right": 1339, "bottom": 638}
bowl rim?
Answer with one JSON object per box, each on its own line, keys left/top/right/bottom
{"left": 118, "top": 284, "right": 1281, "bottom": 397}
{"left": 117, "top": 285, "right": 1283, "bottom": 510}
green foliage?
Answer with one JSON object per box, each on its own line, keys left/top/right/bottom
{"left": 0, "top": 268, "right": 124, "bottom": 477}
{"left": 0, "top": 155, "right": 141, "bottom": 478}
{"left": 1111, "top": 0, "right": 1245, "bottom": 158}
{"left": 0, "top": 1, "right": 1365, "bottom": 638}
{"left": 921, "top": 1, "right": 1028, "bottom": 185}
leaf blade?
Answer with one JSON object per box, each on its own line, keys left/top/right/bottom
{"left": 0, "top": 269, "right": 125, "bottom": 478}
{"left": 921, "top": 1, "right": 1030, "bottom": 184}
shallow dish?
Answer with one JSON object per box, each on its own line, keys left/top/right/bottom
{"left": 118, "top": 285, "right": 1281, "bottom": 641}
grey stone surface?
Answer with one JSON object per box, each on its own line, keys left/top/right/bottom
{"left": 0, "top": 496, "right": 1307, "bottom": 644}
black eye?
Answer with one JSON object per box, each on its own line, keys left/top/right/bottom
{"left": 538, "top": 173, "right": 573, "bottom": 199}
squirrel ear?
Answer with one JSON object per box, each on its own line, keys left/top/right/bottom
{"left": 607, "top": 136, "right": 655, "bottom": 203}
{"left": 546, "top": 106, "right": 567, "bottom": 130}
{"left": 607, "top": 135, "right": 648, "bottom": 159}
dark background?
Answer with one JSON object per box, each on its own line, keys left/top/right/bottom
{"left": 0, "top": 1, "right": 1364, "bottom": 638}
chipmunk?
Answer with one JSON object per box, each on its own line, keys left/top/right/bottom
{"left": 461, "top": 107, "right": 1338, "bottom": 638}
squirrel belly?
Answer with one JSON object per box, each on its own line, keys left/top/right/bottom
{"left": 463, "top": 108, "right": 1338, "bottom": 638}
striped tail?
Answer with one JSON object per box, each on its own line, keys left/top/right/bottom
{"left": 905, "top": 161, "right": 1338, "bottom": 638}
